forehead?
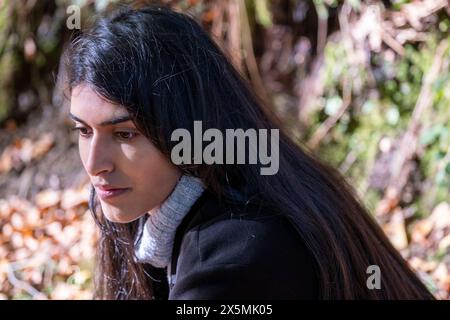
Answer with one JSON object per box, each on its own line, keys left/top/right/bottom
{"left": 70, "top": 84, "right": 129, "bottom": 121}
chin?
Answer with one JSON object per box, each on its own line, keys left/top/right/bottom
{"left": 102, "top": 206, "right": 146, "bottom": 224}
{"left": 104, "top": 212, "right": 144, "bottom": 224}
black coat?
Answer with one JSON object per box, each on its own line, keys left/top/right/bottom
{"left": 149, "top": 189, "right": 319, "bottom": 300}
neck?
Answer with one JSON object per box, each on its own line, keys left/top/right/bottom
{"left": 134, "top": 175, "right": 205, "bottom": 268}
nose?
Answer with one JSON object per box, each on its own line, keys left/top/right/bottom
{"left": 83, "top": 135, "right": 114, "bottom": 177}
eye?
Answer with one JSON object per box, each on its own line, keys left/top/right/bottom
{"left": 71, "top": 126, "right": 92, "bottom": 137}
{"left": 115, "top": 131, "right": 138, "bottom": 140}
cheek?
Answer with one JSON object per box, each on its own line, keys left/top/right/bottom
{"left": 78, "top": 140, "right": 89, "bottom": 168}
{"left": 129, "top": 149, "right": 181, "bottom": 203}
{"left": 121, "top": 141, "right": 171, "bottom": 177}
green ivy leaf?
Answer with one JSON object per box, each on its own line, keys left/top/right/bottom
{"left": 420, "top": 125, "right": 444, "bottom": 146}
{"left": 324, "top": 96, "right": 342, "bottom": 117}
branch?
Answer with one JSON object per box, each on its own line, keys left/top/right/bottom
{"left": 376, "top": 40, "right": 449, "bottom": 216}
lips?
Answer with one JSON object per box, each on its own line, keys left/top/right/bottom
{"left": 95, "top": 185, "right": 130, "bottom": 200}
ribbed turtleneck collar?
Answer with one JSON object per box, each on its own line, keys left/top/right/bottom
{"left": 134, "top": 175, "right": 206, "bottom": 268}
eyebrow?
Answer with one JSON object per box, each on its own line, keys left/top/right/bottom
{"left": 69, "top": 113, "right": 133, "bottom": 126}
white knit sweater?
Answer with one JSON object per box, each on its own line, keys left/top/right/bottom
{"left": 134, "top": 175, "right": 206, "bottom": 268}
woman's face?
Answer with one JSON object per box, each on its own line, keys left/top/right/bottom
{"left": 70, "top": 84, "right": 182, "bottom": 223}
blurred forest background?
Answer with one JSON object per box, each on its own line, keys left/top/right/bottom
{"left": 0, "top": 0, "right": 449, "bottom": 299}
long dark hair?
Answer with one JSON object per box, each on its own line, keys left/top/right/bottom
{"left": 63, "top": 4, "right": 434, "bottom": 299}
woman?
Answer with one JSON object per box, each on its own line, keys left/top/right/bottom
{"left": 63, "top": 4, "right": 434, "bottom": 299}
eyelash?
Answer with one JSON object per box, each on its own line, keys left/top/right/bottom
{"left": 70, "top": 126, "right": 138, "bottom": 141}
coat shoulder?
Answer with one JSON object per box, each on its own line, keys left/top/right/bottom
{"left": 170, "top": 191, "right": 319, "bottom": 299}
